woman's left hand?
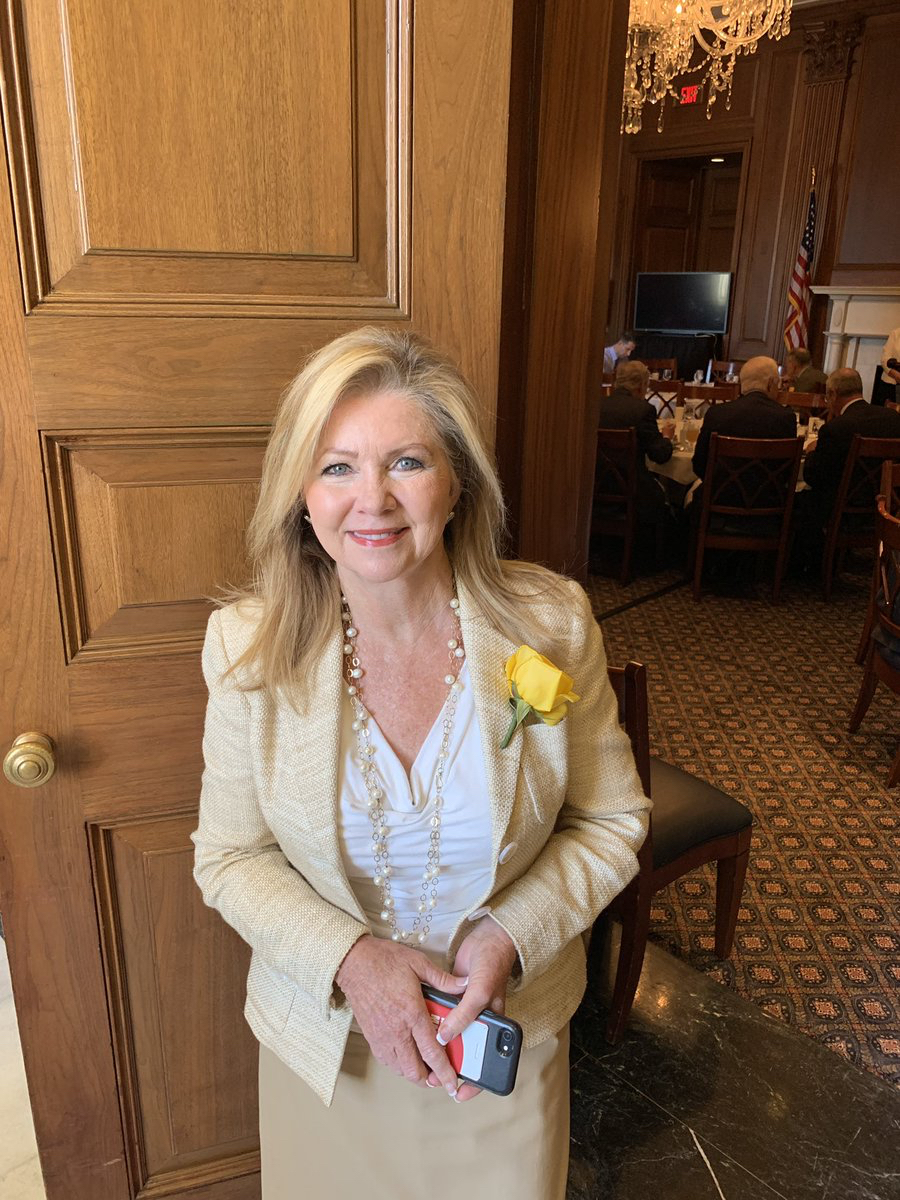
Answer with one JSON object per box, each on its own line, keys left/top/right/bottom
{"left": 426, "top": 915, "right": 518, "bottom": 1102}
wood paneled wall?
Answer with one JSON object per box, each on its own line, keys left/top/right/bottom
{"left": 608, "top": 0, "right": 900, "bottom": 363}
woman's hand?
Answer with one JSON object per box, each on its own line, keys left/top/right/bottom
{"left": 335, "top": 934, "right": 467, "bottom": 1096}
{"left": 426, "top": 916, "right": 519, "bottom": 1102}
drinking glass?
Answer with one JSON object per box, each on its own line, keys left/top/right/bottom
{"left": 693, "top": 369, "right": 704, "bottom": 384}
{"left": 662, "top": 368, "right": 672, "bottom": 381}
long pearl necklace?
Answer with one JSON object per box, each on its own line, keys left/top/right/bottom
{"left": 341, "top": 594, "right": 465, "bottom": 945}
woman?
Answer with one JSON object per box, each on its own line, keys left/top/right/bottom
{"left": 191, "top": 327, "right": 650, "bottom": 1199}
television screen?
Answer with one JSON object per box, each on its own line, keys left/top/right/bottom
{"left": 634, "top": 272, "right": 732, "bottom": 334}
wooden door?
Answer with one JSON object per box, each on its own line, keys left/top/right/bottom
{"left": 0, "top": 3, "right": 514, "bottom": 1197}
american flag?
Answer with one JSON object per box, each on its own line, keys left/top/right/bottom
{"left": 783, "top": 187, "right": 817, "bottom": 351}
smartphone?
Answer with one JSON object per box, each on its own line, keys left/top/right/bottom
{"left": 422, "top": 984, "right": 523, "bottom": 1096}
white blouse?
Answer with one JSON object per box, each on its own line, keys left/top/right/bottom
{"left": 336, "top": 662, "right": 494, "bottom": 970}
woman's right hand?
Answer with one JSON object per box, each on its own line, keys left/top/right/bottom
{"left": 335, "top": 933, "right": 468, "bottom": 1096}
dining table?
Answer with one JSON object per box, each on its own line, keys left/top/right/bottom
{"left": 644, "top": 404, "right": 819, "bottom": 504}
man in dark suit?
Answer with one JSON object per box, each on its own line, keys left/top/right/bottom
{"left": 803, "top": 367, "right": 900, "bottom": 530}
{"left": 598, "top": 360, "right": 673, "bottom": 523}
{"left": 692, "top": 355, "right": 796, "bottom": 482}
{"left": 784, "top": 348, "right": 827, "bottom": 394}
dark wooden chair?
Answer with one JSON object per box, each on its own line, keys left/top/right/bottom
{"left": 592, "top": 427, "right": 638, "bottom": 584}
{"left": 640, "top": 357, "right": 678, "bottom": 378}
{"left": 784, "top": 389, "right": 827, "bottom": 418}
{"left": 710, "top": 358, "right": 745, "bottom": 382}
{"left": 647, "top": 378, "right": 683, "bottom": 419}
{"left": 849, "top": 500, "right": 900, "bottom": 788}
{"left": 683, "top": 381, "right": 739, "bottom": 405}
{"left": 822, "top": 435, "right": 900, "bottom": 600}
{"left": 855, "top": 462, "right": 900, "bottom": 663}
{"left": 598, "top": 662, "right": 753, "bottom": 1043}
{"left": 692, "top": 434, "right": 803, "bottom": 602}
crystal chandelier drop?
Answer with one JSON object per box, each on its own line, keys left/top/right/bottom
{"left": 622, "top": 1, "right": 793, "bottom": 134}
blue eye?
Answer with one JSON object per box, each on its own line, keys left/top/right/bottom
{"left": 394, "top": 456, "right": 423, "bottom": 471}
{"left": 322, "top": 462, "right": 351, "bottom": 476}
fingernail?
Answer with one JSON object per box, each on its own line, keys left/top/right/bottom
{"left": 445, "top": 1084, "right": 457, "bottom": 1098}
{"left": 457, "top": 976, "right": 469, "bottom": 985}
{"left": 452, "top": 1093, "right": 462, "bottom": 1103}
{"left": 425, "top": 1080, "right": 439, "bottom": 1088}
{"left": 436, "top": 1032, "right": 450, "bottom": 1046}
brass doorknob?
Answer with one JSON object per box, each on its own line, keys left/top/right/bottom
{"left": 3, "top": 733, "right": 56, "bottom": 788}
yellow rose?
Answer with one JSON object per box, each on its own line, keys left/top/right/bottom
{"left": 501, "top": 645, "right": 579, "bottom": 746}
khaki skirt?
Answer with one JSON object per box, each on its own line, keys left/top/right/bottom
{"left": 258, "top": 1026, "right": 570, "bottom": 1200}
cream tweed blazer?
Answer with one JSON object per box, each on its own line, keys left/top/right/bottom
{"left": 191, "top": 576, "right": 650, "bottom": 1106}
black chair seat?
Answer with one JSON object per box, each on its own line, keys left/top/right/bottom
{"left": 650, "top": 758, "right": 752, "bottom": 870}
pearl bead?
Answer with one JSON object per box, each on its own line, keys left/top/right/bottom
{"left": 381, "top": 910, "right": 390, "bottom": 920}
{"left": 365, "top": 743, "right": 376, "bottom": 755}
{"left": 352, "top": 719, "right": 361, "bottom": 731}
{"left": 378, "top": 825, "right": 388, "bottom": 836}
{"left": 367, "top": 796, "right": 377, "bottom": 808}
{"left": 351, "top": 667, "right": 362, "bottom": 679}
{"left": 372, "top": 788, "right": 382, "bottom": 799}
{"left": 383, "top": 866, "right": 393, "bottom": 877}
{"left": 373, "top": 874, "right": 383, "bottom": 886}
{"left": 391, "top": 931, "right": 400, "bottom": 941}
{"left": 448, "top": 638, "right": 458, "bottom": 649}
{"left": 423, "top": 870, "right": 431, "bottom": 881}
{"left": 429, "top": 897, "right": 437, "bottom": 908}
{"left": 400, "top": 930, "right": 409, "bottom": 940}
{"left": 449, "top": 598, "right": 459, "bottom": 609}
{"left": 444, "top": 674, "right": 455, "bottom": 685}
{"left": 384, "top": 896, "right": 394, "bottom": 908}
{"left": 348, "top": 685, "right": 357, "bottom": 696}
{"left": 343, "top": 643, "right": 353, "bottom": 654}
{"left": 375, "top": 841, "right": 385, "bottom": 854}
{"left": 431, "top": 816, "right": 440, "bottom": 828}
{"left": 346, "top": 626, "right": 357, "bottom": 637}
{"left": 454, "top": 647, "right": 464, "bottom": 658}
{"left": 450, "top": 682, "right": 460, "bottom": 694}
{"left": 417, "top": 932, "right": 427, "bottom": 944}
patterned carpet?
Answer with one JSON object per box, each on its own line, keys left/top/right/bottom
{"left": 587, "top": 556, "right": 900, "bottom": 1090}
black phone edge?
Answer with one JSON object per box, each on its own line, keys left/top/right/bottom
{"left": 421, "top": 984, "right": 523, "bottom": 1096}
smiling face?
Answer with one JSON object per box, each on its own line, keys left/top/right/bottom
{"left": 303, "top": 389, "right": 461, "bottom": 591}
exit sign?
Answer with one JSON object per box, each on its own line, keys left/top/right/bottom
{"left": 680, "top": 84, "right": 701, "bottom": 105}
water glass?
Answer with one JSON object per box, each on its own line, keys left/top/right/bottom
{"left": 693, "top": 369, "right": 704, "bottom": 384}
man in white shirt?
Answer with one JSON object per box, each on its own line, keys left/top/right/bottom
{"left": 602, "top": 332, "right": 636, "bottom": 376}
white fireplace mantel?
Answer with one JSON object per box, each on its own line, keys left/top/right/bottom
{"left": 810, "top": 284, "right": 900, "bottom": 394}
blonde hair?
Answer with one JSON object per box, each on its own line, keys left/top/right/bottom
{"left": 220, "top": 326, "right": 567, "bottom": 705}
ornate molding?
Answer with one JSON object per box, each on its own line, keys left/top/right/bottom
{"left": 803, "top": 18, "right": 864, "bottom": 85}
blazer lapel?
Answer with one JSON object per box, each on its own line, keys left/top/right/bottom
{"left": 278, "top": 615, "right": 367, "bottom": 920}
{"left": 458, "top": 580, "right": 523, "bottom": 860}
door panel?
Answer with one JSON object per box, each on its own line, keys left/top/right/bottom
{"left": 0, "top": 2, "right": 514, "bottom": 1197}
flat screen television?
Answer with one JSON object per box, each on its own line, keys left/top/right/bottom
{"left": 634, "top": 271, "right": 732, "bottom": 334}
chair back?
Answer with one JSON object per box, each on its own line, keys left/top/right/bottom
{"left": 594, "top": 427, "right": 637, "bottom": 515}
{"left": 639, "top": 357, "right": 678, "bottom": 378}
{"left": 784, "top": 390, "right": 827, "bottom": 416}
{"left": 880, "top": 461, "right": 900, "bottom": 514}
{"left": 830, "top": 436, "right": 900, "bottom": 528}
{"left": 605, "top": 662, "right": 651, "bottom": 798}
{"left": 683, "top": 381, "right": 739, "bottom": 404}
{"left": 647, "top": 379, "right": 683, "bottom": 419}
{"left": 874, "top": 499, "right": 900, "bottom": 645}
{"left": 703, "top": 434, "right": 803, "bottom": 518}
{"left": 710, "top": 358, "right": 745, "bottom": 382}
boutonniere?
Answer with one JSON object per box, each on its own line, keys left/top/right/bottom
{"left": 501, "top": 646, "right": 580, "bottom": 749}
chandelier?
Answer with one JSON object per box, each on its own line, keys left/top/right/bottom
{"left": 622, "top": 1, "right": 793, "bottom": 134}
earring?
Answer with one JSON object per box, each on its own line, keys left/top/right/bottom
{"left": 303, "top": 513, "right": 312, "bottom": 524}
{"left": 446, "top": 510, "right": 455, "bottom": 523}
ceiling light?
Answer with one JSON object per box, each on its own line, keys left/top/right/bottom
{"left": 623, "top": 0, "right": 793, "bottom": 134}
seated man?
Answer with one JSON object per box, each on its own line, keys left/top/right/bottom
{"left": 692, "top": 355, "right": 796, "bottom": 483}
{"left": 602, "top": 331, "right": 636, "bottom": 375}
{"left": 783, "top": 347, "right": 827, "bottom": 393}
{"left": 598, "top": 360, "right": 673, "bottom": 523}
{"left": 803, "top": 367, "right": 900, "bottom": 532}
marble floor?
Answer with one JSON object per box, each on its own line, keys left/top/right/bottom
{"left": 3, "top": 923, "right": 899, "bottom": 1199}
{"left": 0, "top": 934, "right": 45, "bottom": 1200}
